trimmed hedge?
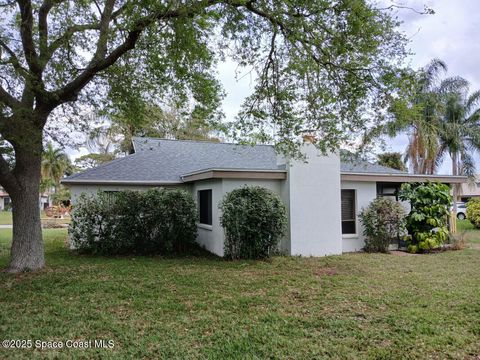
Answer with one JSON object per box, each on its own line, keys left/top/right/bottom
{"left": 220, "top": 186, "right": 287, "bottom": 259}
{"left": 466, "top": 198, "right": 480, "bottom": 228}
{"left": 69, "top": 189, "right": 197, "bottom": 255}
{"left": 359, "top": 197, "right": 406, "bottom": 253}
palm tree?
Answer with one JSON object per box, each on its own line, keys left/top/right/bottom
{"left": 386, "top": 59, "right": 447, "bottom": 174}
{"left": 435, "top": 79, "right": 480, "bottom": 211}
{"left": 41, "top": 143, "right": 71, "bottom": 193}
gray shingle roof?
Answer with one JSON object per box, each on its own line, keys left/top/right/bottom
{"left": 63, "top": 137, "right": 406, "bottom": 184}
{"left": 64, "top": 138, "right": 281, "bottom": 183}
{"left": 340, "top": 161, "right": 407, "bottom": 174}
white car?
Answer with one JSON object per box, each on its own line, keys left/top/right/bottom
{"left": 450, "top": 202, "right": 467, "bottom": 220}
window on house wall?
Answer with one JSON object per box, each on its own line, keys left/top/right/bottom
{"left": 198, "top": 189, "right": 212, "bottom": 225}
{"left": 376, "top": 182, "right": 401, "bottom": 201}
{"left": 341, "top": 189, "right": 356, "bottom": 234}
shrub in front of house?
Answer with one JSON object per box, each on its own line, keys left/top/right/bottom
{"left": 398, "top": 182, "right": 451, "bottom": 253}
{"left": 69, "top": 189, "right": 197, "bottom": 255}
{"left": 220, "top": 186, "right": 287, "bottom": 260}
{"left": 466, "top": 198, "right": 480, "bottom": 228}
{"left": 359, "top": 197, "right": 407, "bottom": 253}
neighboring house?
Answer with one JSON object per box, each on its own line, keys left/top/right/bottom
{"left": 62, "top": 137, "right": 466, "bottom": 256}
{"left": 459, "top": 175, "right": 480, "bottom": 202}
{"left": 0, "top": 186, "right": 50, "bottom": 211}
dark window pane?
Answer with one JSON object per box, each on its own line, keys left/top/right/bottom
{"left": 341, "top": 190, "right": 355, "bottom": 221}
{"left": 198, "top": 190, "right": 212, "bottom": 225}
{"left": 342, "top": 220, "right": 356, "bottom": 234}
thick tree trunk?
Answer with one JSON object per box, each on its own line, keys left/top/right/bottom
{"left": 5, "top": 140, "right": 44, "bottom": 273}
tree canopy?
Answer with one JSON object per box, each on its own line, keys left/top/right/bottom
{"left": 377, "top": 152, "right": 406, "bottom": 171}
{"left": 0, "top": 0, "right": 409, "bottom": 272}
{"left": 0, "top": 0, "right": 408, "bottom": 156}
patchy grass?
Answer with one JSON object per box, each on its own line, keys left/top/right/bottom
{"left": 0, "top": 229, "right": 480, "bottom": 359}
{"left": 457, "top": 219, "right": 475, "bottom": 231}
{"left": 0, "top": 211, "right": 70, "bottom": 226}
{"left": 0, "top": 211, "right": 12, "bottom": 225}
{"left": 457, "top": 219, "right": 480, "bottom": 245}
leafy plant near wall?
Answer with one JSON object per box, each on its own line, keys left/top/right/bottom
{"left": 220, "top": 186, "right": 287, "bottom": 260}
{"left": 70, "top": 189, "right": 197, "bottom": 255}
{"left": 466, "top": 199, "right": 480, "bottom": 228}
{"left": 359, "top": 197, "right": 407, "bottom": 253}
{"left": 398, "top": 182, "right": 451, "bottom": 253}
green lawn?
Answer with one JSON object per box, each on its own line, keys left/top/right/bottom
{"left": 457, "top": 219, "right": 480, "bottom": 245}
{"left": 1, "top": 229, "right": 480, "bottom": 359}
{"left": 0, "top": 211, "right": 12, "bottom": 225}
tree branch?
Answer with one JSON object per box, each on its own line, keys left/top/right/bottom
{"left": 16, "top": 0, "right": 41, "bottom": 75}
{"left": 0, "top": 38, "right": 29, "bottom": 76}
{"left": 92, "top": 0, "right": 116, "bottom": 62}
{"left": 52, "top": 0, "right": 223, "bottom": 105}
{"left": 46, "top": 2, "right": 128, "bottom": 64}
{"left": 48, "top": 23, "right": 101, "bottom": 58}
{"left": 0, "top": 84, "right": 21, "bottom": 109}
{"left": 38, "top": 0, "right": 65, "bottom": 64}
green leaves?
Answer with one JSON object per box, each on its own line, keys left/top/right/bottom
{"left": 377, "top": 152, "right": 406, "bottom": 171}
{"left": 359, "top": 197, "right": 406, "bottom": 253}
{"left": 220, "top": 186, "right": 287, "bottom": 260}
{"left": 1, "top": 0, "right": 409, "bottom": 158}
{"left": 70, "top": 189, "right": 198, "bottom": 255}
{"left": 398, "top": 182, "right": 452, "bottom": 253}
{"left": 466, "top": 199, "right": 480, "bottom": 229}
{"left": 224, "top": 0, "right": 407, "bottom": 155}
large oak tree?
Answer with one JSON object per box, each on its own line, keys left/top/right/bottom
{"left": 0, "top": 0, "right": 407, "bottom": 272}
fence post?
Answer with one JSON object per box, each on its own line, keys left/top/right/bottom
{"left": 450, "top": 211, "right": 457, "bottom": 234}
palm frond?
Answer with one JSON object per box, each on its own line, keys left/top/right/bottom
{"left": 434, "top": 143, "right": 447, "bottom": 171}
{"left": 466, "top": 89, "right": 480, "bottom": 114}
{"left": 421, "top": 58, "right": 447, "bottom": 90}
{"left": 461, "top": 151, "right": 476, "bottom": 179}
{"left": 439, "top": 76, "right": 469, "bottom": 94}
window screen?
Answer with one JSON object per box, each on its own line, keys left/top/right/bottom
{"left": 198, "top": 190, "right": 212, "bottom": 225}
{"left": 341, "top": 189, "right": 356, "bottom": 234}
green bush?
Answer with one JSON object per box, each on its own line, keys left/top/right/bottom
{"left": 69, "top": 189, "right": 197, "bottom": 255}
{"left": 359, "top": 197, "right": 407, "bottom": 253}
{"left": 398, "top": 182, "right": 451, "bottom": 253}
{"left": 220, "top": 186, "right": 287, "bottom": 260}
{"left": 466, "top": 198, "right": 480, "bottom": 228}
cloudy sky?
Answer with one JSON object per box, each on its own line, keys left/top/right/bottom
{"left": 217, "top": 0, "right": 480, "bottom": 175}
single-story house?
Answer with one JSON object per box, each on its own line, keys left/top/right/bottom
{"left": 459, "top": 175, "right": 480, "bottom": 202}
{"left": 62, "top": 137, "right": 466, "bottom": 256}
{"left": 0, "top": 186, "right": 50, "bottom": 211}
